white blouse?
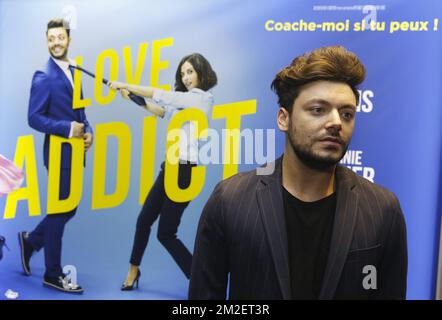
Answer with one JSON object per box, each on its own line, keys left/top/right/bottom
{"left": 152, "top": 88, "right": 214, "bottom": 163}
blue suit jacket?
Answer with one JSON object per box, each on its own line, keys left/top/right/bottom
{"left": 28, "top": 58, "right": 92, "bottom": 169}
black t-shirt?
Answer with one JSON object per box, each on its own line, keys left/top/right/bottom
{"left": 282, "top": 186, "right": 336, "bottom": 299}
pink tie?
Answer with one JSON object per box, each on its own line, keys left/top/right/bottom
{"left": 0, "top": 154, "right": 24, "bottom": 196}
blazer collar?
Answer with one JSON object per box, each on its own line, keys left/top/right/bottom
{"left": 319, "top": 165, "right": 359, "bottom": 299}
{"left": 256, "top": 155, "right": 359, "bottom": 300}
{"left": 47, "top": 57, "right": 73, "bottom": 96}
{"left": 256, "top": 156, "right": 291, "bottom": 299}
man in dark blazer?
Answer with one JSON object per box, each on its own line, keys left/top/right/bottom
{"left": 18, "top": 19, "right": 93, "bottom": 293}
{"left": 189, "top": 46, "right": 407, "bottom": 300}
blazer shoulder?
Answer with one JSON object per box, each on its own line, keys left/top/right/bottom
{"left": 32, "top": 60, "right": 54, "bottom": 80}
{"left": 214, "top": 167, "right": 260, "bottom": 201}
{"left": 31, "top": 68, "right": 50, "bottom": 85}
{"left": 347, "top": 167, "right": 402, "bottom": 214}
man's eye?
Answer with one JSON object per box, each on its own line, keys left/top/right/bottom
{"left": 342, "top": 112, "right": 354, "bottom": 120}
{"left": 311, "top": 107, "right": 323, "bottom": 114}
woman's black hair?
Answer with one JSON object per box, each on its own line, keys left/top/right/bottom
{"left": 175, "top": 53, "right": 217, "bottom": 92}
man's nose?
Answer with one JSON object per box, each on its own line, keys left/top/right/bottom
{"left": 326, "top": 109, "right": 342, "bottom": 130}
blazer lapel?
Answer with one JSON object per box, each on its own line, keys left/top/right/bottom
{"left": 319, "top": 165, "right": 359, "bottom": 299}
{"left": 48, "top": 58, "right": 73, "bottom": 96}
{"left": 256, "top": 157, "right": 291, "bottom": 299}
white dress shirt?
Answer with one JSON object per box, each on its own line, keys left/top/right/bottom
{"left": 51, "top": 57, "right": 76, "bottom": 88}
{"left": 152, "top": 88, "right": 214, "bottom": 163}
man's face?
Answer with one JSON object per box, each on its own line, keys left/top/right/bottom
{"left": 277, "top": 80, "right": 357, "bottom": 170}
{"left": 47, "top": 27, "right": 70, "bottom": 60}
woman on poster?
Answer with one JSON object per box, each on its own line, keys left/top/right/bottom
{"left": 108, "top": 53, "right": 217, "bottom": 290}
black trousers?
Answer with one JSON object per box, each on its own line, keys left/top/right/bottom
{"left": 129, "top": 161, "right": 196, "bottom": 279}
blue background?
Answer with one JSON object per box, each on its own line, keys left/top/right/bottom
{"left": 0, "top": 0, "right": 441, "bottom": 299}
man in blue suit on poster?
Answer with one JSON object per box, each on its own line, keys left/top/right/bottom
{"left": 18, "top": 18, "right": 93, "bottom": 294}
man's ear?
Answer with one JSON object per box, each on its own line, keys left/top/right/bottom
{"left": 277, "top": 107, "right": 290, "bottom": 132}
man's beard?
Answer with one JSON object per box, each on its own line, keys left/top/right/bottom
{"left": 49, "top": 46, "right": 68, "bottom": 60}
{"left": 287, "top": 124, "right": 349, "bottom": 171}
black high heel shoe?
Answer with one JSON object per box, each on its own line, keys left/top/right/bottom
{"left": 121, "top": 269, "right": 141, "bottom": 291}
{"left": 0, "top": 236, "right": 10, "bottom": 261}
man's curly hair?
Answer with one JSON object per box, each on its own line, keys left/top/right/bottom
{"left": 271, "top": 46, "right": 366, "bottom": 112}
